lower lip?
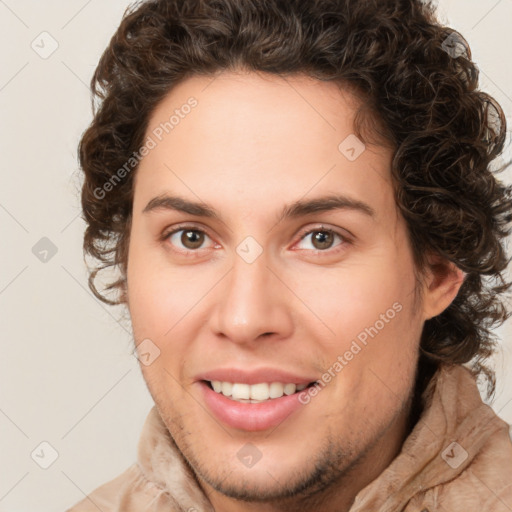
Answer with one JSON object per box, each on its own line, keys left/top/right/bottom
{"left": 199, "top": 381, "right": 306, "bottom": 431}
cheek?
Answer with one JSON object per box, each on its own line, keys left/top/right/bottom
{"left": 302, "top": 255, "right": 421, "bottom": 393}
{"left": 300, "top": 259, "right": 416, "bottom": 343}
{"left": 320, "top": 266, "right": 421, "bottom": 407}
{"left": 127, "top": 259, "right": 200, "bottom": 397}
{"left": 127, "top": 244, "right": 210, "bottom": 338}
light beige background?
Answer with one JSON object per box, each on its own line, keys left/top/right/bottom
{"left": 0, "top": 0, "right": 511, "bottom": 510}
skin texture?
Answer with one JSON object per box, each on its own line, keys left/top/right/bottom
{"left": 126, "top": 71, "right": 465, "bottom": 512}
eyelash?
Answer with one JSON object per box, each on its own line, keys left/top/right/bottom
{"left": 161, "top": 224, "right": 350, "bottom": 257}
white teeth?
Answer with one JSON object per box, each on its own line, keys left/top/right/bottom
{"left": 283, "top": 383, "right": 296, "bottom": 395}
{"left": 250, "top": 383, "right": 269, "bottom": 400}
{"left": 209, "top": 381, "right": 308, "bottom": 402}
{"left": 221, "top": 381, "right": 233, "bottom": 396}
{"left": 232, "top": 383, "right": 250, "bottom": 400}
{"left": 269, "top": 382, "right": 284, "bottom": 398}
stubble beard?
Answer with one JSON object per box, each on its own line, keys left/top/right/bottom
{"left": 158, "top": 391, "right": 414, "bottom": 511}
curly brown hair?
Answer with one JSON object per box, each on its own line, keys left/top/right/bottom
{"left": 79, "top": 0, "right": 512, "bottom": 396}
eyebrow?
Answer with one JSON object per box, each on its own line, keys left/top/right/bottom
{"left": 142, "top": 193, "right": 376, "bottom": 222}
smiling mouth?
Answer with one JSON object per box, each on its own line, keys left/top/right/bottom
{"left": 204, "top": 380, "right": 317, "bottom": 403}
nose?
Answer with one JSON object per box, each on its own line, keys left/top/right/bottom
{"left": 209, "top": 249, "right": 294, "bottom": 346}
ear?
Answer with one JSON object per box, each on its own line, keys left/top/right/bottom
{"left": 421, "top": 252, "right": 466, "bottom": 321}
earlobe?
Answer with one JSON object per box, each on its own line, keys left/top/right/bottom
{"left": 422, "top": 253, "right": 466, "bottom": 321}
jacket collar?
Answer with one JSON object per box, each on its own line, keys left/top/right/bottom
{"left": 135, "top": 364, "right": 508, "bottom": 511}
{"left": 349, "top": 364, "right": 506, "bottom": 510}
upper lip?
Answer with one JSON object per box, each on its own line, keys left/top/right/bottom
{"left": 195, "top": 368, "right": 318, "bottom": 385}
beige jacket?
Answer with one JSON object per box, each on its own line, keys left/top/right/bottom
{"left": 66, "top": 364, "right": 512, "bottom": 511}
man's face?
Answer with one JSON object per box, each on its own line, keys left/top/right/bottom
{"left": 126, "top": 72, "right": 427, "bottom": 501}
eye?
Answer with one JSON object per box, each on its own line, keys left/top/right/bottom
{"left": 162, "top": 224, "right": 349, "bottom": 256}
{"left": 295, "top": 226, "right": 347, "bottom": 253}
{"left": 164, "top": 226, "right": 216, "bottom": 252}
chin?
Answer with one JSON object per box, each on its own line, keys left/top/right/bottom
{"left": 176, "top": 430, "right": 360, "bottom": 504}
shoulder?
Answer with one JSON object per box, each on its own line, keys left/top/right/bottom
{"left": 435, "top": 413, "right": 512, "bottom": 511}
{"left": 64, "top": 463, "right": 175, "bottom": 512}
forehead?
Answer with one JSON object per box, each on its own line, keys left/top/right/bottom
{"left": 135, "top": 71, "right": 395, "bottom": 223}
{"left": 145, "top": 71, "right": 365, "bottom": 158}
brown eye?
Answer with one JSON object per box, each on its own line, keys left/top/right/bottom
{"left": 311, "top": 230, "right": 335, "bottom": 250}
{"left": 295, "top": 227, "right": 346, "bottom": 253}
{"left": 165, "top": 227, "right": 214, "bottom": 252}
{"left": 181, "top": 230, "right": 205, "bottom": 249}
